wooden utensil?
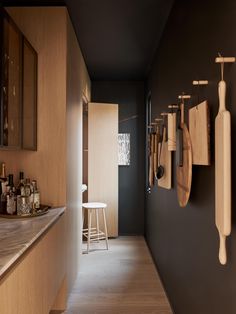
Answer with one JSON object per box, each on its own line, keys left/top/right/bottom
{"left": 176, "top": 108, "right": 183, "bottom": 166}
{"left": 215, "top": 80, "right": 231, "bottom": 265}
{"left": 153, "top": 133, "right": 158, "bottom": 180}
{"left": 168, "top": 113, "right": 176, "bottom": 151}
{"left": 176, "top": 96, "right": 192, "bottom": 207}
{"left": 148, "top": 129, "right": 155, "bottom": 187}
{"left": 168, "top": 105, "right": 178, "bottom": 152}
{"left": 158, "top": 124, "right": 171, "bottom": 189}
{"left": 189, "top": 101, "right": 210, "bottom": 165}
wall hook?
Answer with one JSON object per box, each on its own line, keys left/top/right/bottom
{"left": 178, "top": 94, "right": 191, "bottom": 100}
{"left": 192, "top": 80, "right": 208, "bottom": 86}
{"left": 215, "top": 54, "right": 235, "bottom": 81}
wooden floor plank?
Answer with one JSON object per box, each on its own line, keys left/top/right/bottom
{"left": 64, "top": 236, "right": 172, "bottom": 314}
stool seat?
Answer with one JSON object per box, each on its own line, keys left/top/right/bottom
{"left": 82, "top": 202, "right": 107, "bottom": 209}
{"left": 82, "top": 202, "right": 109, "bottom": 253}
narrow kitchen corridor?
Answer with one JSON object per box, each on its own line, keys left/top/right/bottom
{"left": 65, "top": 237, "right": 172, "bottom": 314}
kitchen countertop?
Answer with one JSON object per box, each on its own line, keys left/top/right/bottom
{"left": 0, "top": 207, "right": 65, "bottom": 278}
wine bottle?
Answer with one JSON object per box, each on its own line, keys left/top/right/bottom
{"left": 16, "top": 171, "right": 25, "bottom": 196}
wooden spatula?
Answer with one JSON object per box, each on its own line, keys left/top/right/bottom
{"left": 215, "top": 79, "right": 231, "bottom": 265}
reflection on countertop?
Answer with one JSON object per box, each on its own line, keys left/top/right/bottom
{"left": 0, "top": 207, "right": 65, "bottom": 278}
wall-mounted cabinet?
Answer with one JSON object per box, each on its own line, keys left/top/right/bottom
{"left": 0, "top": 8, "right": 37, "bottom": 150}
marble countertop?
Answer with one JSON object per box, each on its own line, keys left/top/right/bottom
{"left": 0, "top": 207, "right": 65, "bottom": 278}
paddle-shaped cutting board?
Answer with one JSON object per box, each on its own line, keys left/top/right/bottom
{"left": 215, "top": 80, "right": 231, "bottom": 265}
{"left": 189, "top": 101, "right": 210, "bottom": 165}
{"left": 176, "top": 104, "right": 192, "bottom": 207}
{"left": 158, "top": 127, "right": 171, "bottom": 189}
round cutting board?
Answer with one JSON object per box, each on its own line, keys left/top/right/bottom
{"left": 176, "top": 124, "right": 192, "bottom": 207}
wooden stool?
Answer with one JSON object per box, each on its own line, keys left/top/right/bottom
{"left": 82, "top": 202, "right": 109, "bottom": 253}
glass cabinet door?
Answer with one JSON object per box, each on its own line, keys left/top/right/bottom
{"left": 0, "top": 9, "right": 37, "bottom": 150}
{"left": 1, "top": 15, "right": 22, "bottom": 148}
{"left": 22, "top": 38, "right": 37, "bottom": 150}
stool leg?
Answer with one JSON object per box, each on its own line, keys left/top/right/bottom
{"left": 87, "top": 209, "right": 92, "bottom": 254}
{"left": 82, "top": 207, "right": 85, "bottom": 231}
{"left": 95, "top": 208, "right": 100, "bottom": 242}
{"left": 102, "top": 208, "right": 109, "bottom": 250}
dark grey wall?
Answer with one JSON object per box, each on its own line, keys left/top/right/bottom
{"left": 146, "top": 0, "right": 236, "bottom": 313}
{"left": 92, "top": 81, "right": 145, "bottom": 235}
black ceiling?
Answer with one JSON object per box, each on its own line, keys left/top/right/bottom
{"left": 2, "top": 0, "right": 174, "bottom": 80}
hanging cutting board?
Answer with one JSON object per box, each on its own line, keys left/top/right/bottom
{"left": 215, "top": 80, "right": 231, "bottom": 265}
{"left": 176, "top": 104, "right": 192, "bottom": 207}
{"left": 189, "top": 101, "right": 210, "bottom": 165}
{"left": 158, "top": 127, "right": 171, "bottom": 189}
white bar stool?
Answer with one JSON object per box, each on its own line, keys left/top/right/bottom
{"left": 82, "top": 202, "right": 109, "bottom": 253}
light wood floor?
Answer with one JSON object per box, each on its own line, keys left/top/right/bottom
{"left": 64, "top": 236, "right": 172, "bottom": 314}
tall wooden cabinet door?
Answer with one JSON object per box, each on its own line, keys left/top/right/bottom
{"left": 88, "top": 102, "right": 118, "bottom": 237}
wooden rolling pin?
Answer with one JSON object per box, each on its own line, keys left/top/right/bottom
{"left": 215, "top": 79, "right": 231, "bottom": 265}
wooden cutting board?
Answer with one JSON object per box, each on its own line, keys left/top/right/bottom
{"left": 215, "top": 80, "right": 231, "bottom": 265}
{"left": 189, "top": 100, "right": 210, "bottom": 165}
{"left": 158, "top": 127, "right": 171, "bottom": 189}
{"left": 176, "top": 103, "right": 192, "bottom": 207}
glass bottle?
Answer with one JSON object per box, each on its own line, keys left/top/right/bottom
{"left": 16, "top": 171, "right": 25, "bottom": 196}
{"left": 0, "top": 163, "right": 7, "bottom": 195}
{"left": 6, "top": 174, "right": 16, "bottom": 215}
{"left": 32, "top": 180, "right": 40, "bottom": 211}
{"left": 24, "top": 178, "right": 31, "bottom": 197}
{"left": 0, "top": 182, "right": 7, "bottom": 214}
{"left": 0, "top": 162, "right": 7, "bottom": 181}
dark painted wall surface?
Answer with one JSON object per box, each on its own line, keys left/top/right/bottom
{"left": 92, "top": 81, "right": 145, "bottom": 235}
{"left": 146, "top": 0, "right": 236, "bottom": 313}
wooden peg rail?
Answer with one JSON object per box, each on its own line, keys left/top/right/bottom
{"left": 168, "top": 105, "right": 179, "bottom": 109}
{"left": 215, "top": 57, "right": 235, "bottom": 63}
{"left": 192, "top": 80, "right": 208, "bottom": 85}
{"left": 178, "top": 95, "right": 191, "bottom": 100}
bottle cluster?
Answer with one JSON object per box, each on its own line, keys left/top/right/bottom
{"left": 0, "top": 162, "right": 41, "bottom": 216}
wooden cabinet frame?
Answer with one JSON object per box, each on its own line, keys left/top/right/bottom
{"left": 0, "top": 7, "right": 37, "bottom": 151}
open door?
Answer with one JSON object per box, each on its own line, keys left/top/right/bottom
{"left": 88, "top": 102, "right": 118, "bottom": 237}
